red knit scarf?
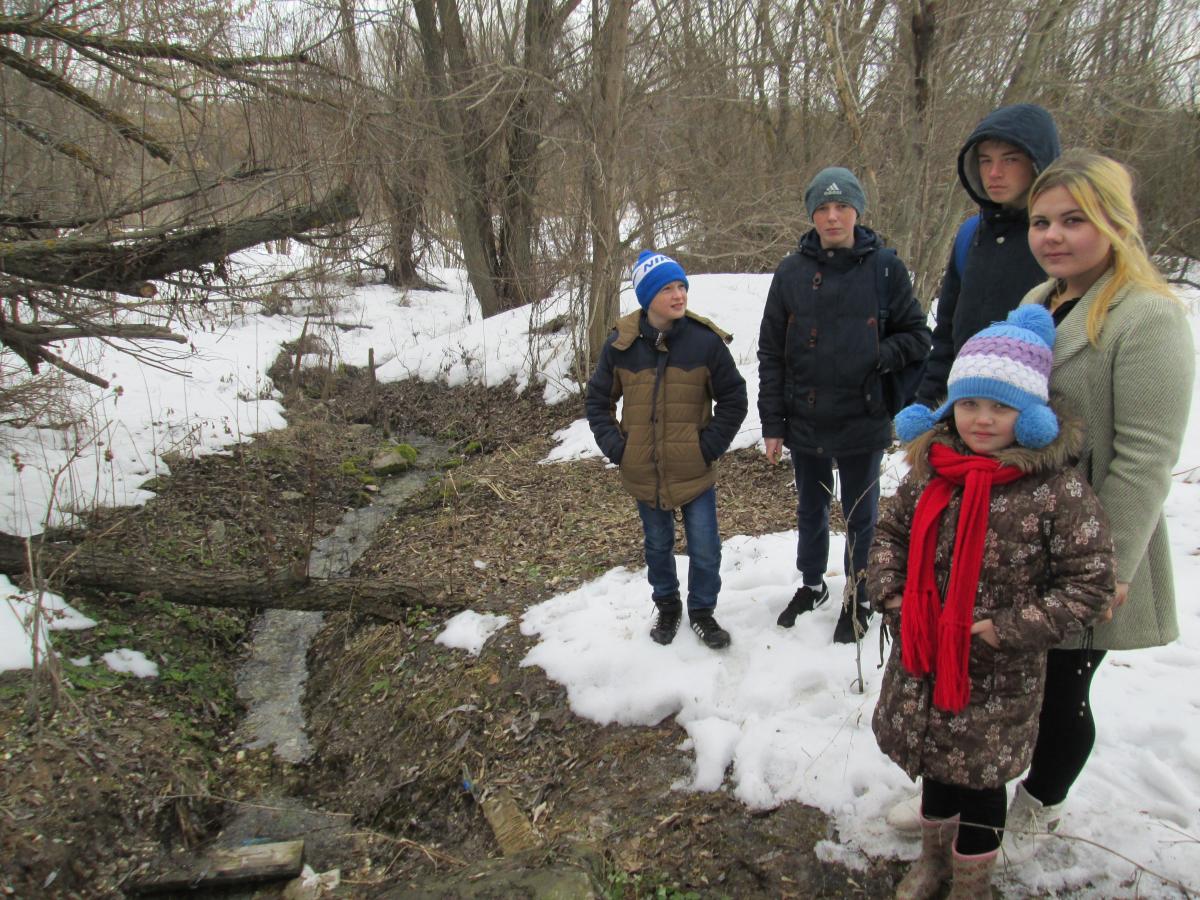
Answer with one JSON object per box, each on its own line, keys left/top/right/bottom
{"left": 901, "top": 443, "right": 1025, "bottom": 713}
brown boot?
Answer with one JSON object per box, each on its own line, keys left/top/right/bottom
{"left": 895, "top": 815, "right": 957, "bottom": 900}
{"left": 946, "top": 847, "right": 998, "bottom": 899}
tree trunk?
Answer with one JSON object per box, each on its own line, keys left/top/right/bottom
{"left": 0, "top": 187, "right": 360, "bottom": 295}
{"left": 497, "top": 0, "right": 584, "bottom": 310}
{"left": 817, "top": 0, "right": 880, "bottom": 208}
{"left": 0, "top": 533, "right": 457, "bottom": 622}
{"left": 412, "top": 0, "right": 504, "bottom": 317}
{"left": 584, "top": 0, "right": 633, "bottom": 369}
{"left": 384, "top": 169, "right": 436, "bottom": 289}
{"left": 1003, "top": 0, "right": 1080, "bottom": 104}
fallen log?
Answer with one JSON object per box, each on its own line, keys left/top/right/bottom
{"left": 127, "top": 840, "right": 305, "bottom": 895}
{"left": 0, "top": 185, "right": 359, "bottom": 295}
{"left": 0, "top": 533, "right": 456, "bottom": 621}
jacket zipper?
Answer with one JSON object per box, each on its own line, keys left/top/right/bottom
{"left": 651, "top": 335, "right": 669, "bottom": 508}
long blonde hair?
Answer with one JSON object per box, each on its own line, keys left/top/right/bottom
{"left": 1029, "top": 149, "right": 1176, "bottom": 344}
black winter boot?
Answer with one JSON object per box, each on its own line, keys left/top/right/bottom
{"left": 776, "top": 582, "right": 830, "bottom": 627}
{"left": 650, "top": 595, "right": 682, "bottom": 645}
{"left": 689, "top": 612, "right": 731, "bottom": 649}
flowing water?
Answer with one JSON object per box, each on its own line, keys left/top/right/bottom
{"left": 234, "top": 435, "right": 446, "bottom": 762}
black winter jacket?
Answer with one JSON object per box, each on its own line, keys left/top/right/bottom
{"left": 917, "top": 103, "right": 1061, "bottom": 406}
{"left": 757, "top": 226, "right": 931, "bottom": 457}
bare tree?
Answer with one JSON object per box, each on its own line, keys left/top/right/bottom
{"left": 411, "top": 0, "right": 581, "bottom": 317}
{"left": 0, "top": 2, "right": 361, "bottom": 392}
{"left": 583, "top": 0, "right": 634, "bottom": 364}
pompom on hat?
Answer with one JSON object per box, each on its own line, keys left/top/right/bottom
{"left": 895, "top": 305, "right": 1059, "bottom": 449}
{"left": 631, "top": 250, "right": 688, "bottom": 310}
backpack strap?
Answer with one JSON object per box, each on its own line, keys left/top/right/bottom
{"left": 953, "top": 213, "right": 981, "bottom": 277}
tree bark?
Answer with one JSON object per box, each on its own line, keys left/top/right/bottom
{"left": 816, "top": 0, "right": 880, "bottom": 208}
{"left": 412, "top": 0, "right": 504, "bottom": 317}
{"left": 0, "top": 44, "right": 175, "bottom": 164}
{"left": 497, "top": 0, "right": 583, "bottom": 310}
{"left": 0, "top": 533, "right": 457, "bottom": 622}
{"left": 584, "top": 0, "right": 633, "bottom": 368}
{"left": 0, "top": 187, "right": 360, "bottom": 295}
{"left": 1002, "top": 0, "right": 1080, "bottom": 104}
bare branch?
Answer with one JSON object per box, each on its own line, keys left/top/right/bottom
{"left": 21, "top": 345, "right": 111, "bottom": 388}
{"left": 0, "top": 110, "right": 111, "bottom": 176}
{"left": 0, "top": 44, "right": 174, "bottom": 163}
{"left": 0, "top": 17, "right": 313, "bottom": 70}
{"left": 0, "top": 166, "right": 279, "bottom": 231}
{"left": 0, "top": 186, "right": 360, "bottom": 294}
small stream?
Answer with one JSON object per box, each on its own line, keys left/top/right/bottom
{"left": 234, "top": 435, "right": 447, "bottom": 763}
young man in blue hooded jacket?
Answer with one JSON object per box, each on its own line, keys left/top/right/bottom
{"left": 915, "top": 103, "right": 1062, "bottom": 406}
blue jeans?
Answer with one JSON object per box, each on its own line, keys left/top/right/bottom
{"left": 792, "top": 450, "right": 883, "bottom": 608}
{"left": 637, "top": 487, "right": 721, "bottom": 614}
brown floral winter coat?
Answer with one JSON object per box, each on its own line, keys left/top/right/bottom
{"left": 869, "top": 411, "right": 1115, "bottom": 789}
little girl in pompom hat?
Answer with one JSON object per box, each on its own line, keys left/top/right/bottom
{"left": 867, "top": 304, "right": 1115, "bottom": 898}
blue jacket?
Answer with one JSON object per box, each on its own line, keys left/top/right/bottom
{"left": 757, "top": 226, "right": 931, "bottom": 457}
{"left": 917, "top": 103, "right": 1061, "bottom": 406}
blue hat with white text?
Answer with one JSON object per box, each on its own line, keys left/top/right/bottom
{"left": 631, "top": 250, "right": 688, "bottom": 310}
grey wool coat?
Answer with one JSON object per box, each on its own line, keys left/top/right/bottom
{"left": 1021, "top": 272, "right": 1195, "bottom": 650}
{"left": 869, "top": 414, "right": 1115, "bottom": 789}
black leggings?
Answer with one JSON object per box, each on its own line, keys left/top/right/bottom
{"left": 1023, "top": 647, "right": 1107, "bottom": 806}
{"left": 922, "top": 779, "right": 1007, "bottom": 855}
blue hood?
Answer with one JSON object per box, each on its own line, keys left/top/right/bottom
{"left": 957, "top": 103, "right": 1061, "bottom": 208}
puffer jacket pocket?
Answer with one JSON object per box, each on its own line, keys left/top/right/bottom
{"left": 990, "top": 648, "right": 1043, "bottom": 697}
{"left": 862, "top": 367, "right": 888, "bottom": 418}
{"left": 660, "top": 423, "right": 709, "bottom": 482}
{"left": 970, "top": 636, "right": 1043, "bottom": 698}
{"left": 687, "top": 426, "right": 711, "bottom": 475}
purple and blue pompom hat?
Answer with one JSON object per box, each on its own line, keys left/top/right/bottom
{"left": 894, "top": 305, "right": 1059, "bottom": 449}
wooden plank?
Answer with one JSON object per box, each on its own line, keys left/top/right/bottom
{"left": 479, "top": 789, "right": 540, "bottom": 855}
{"left": 127, "top": 840, "right": 304, "bottom": 894}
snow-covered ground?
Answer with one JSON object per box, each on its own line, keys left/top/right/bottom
{"left": 3, "top": 253, "right": 1197, "bottom": 897}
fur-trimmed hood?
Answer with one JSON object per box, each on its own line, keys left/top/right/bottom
{"left": 611, "top": 308, "right": 731, "bottom": 351}
{"left": 903, "top": 397, "right": 1084, "bottom": 480}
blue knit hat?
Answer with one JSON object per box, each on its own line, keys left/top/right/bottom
{"left": 804, "top": 167, "right": 866, "bottom": 218}
{"left": 631, "top": 250, "right": 688, "bottom": 310}
{"left": 895, "top": 305, "right": 1059, "bottom": 449}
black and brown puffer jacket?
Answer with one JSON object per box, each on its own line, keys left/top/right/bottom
{"left": 586, "top": 309, "right": 747, "bottom": 510}
{"left": 868, "top": 408, "right": 1114, "bottom": 789}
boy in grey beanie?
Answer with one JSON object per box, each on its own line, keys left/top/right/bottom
{"left": 803, "top": 166, "right": 867, "bottom": 220}
{"left": 758, "top": 167, "right": 930, "bottom": 644}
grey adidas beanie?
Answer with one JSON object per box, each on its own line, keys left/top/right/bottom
{"left": 804, "top": 167, "right": 866, "bottom": 218}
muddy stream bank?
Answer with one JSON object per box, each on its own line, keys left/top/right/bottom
{"left": 213, "top": 436, "right": 450, "bottom": 879}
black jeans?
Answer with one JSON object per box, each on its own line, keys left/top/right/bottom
{"left": 1023, "top": 647, "right": 1107, "bottom": 806}
{"left": 922, "top": 779, "right": 1007, "bottom": 855}
{"left": 791, "top": 449, "right": 883, "bottom": 607}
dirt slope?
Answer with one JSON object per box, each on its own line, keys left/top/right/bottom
{"left": 0, "top": 371, "right": 903, "bottom": 898}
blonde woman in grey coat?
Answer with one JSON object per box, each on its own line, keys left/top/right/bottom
{"left": 1004, "top": 149, "right": 1195, "bottom": 864}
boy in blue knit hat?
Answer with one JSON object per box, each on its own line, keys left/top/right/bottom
{"left": 586, "top": 250, "right": 747, "bottom": 649}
